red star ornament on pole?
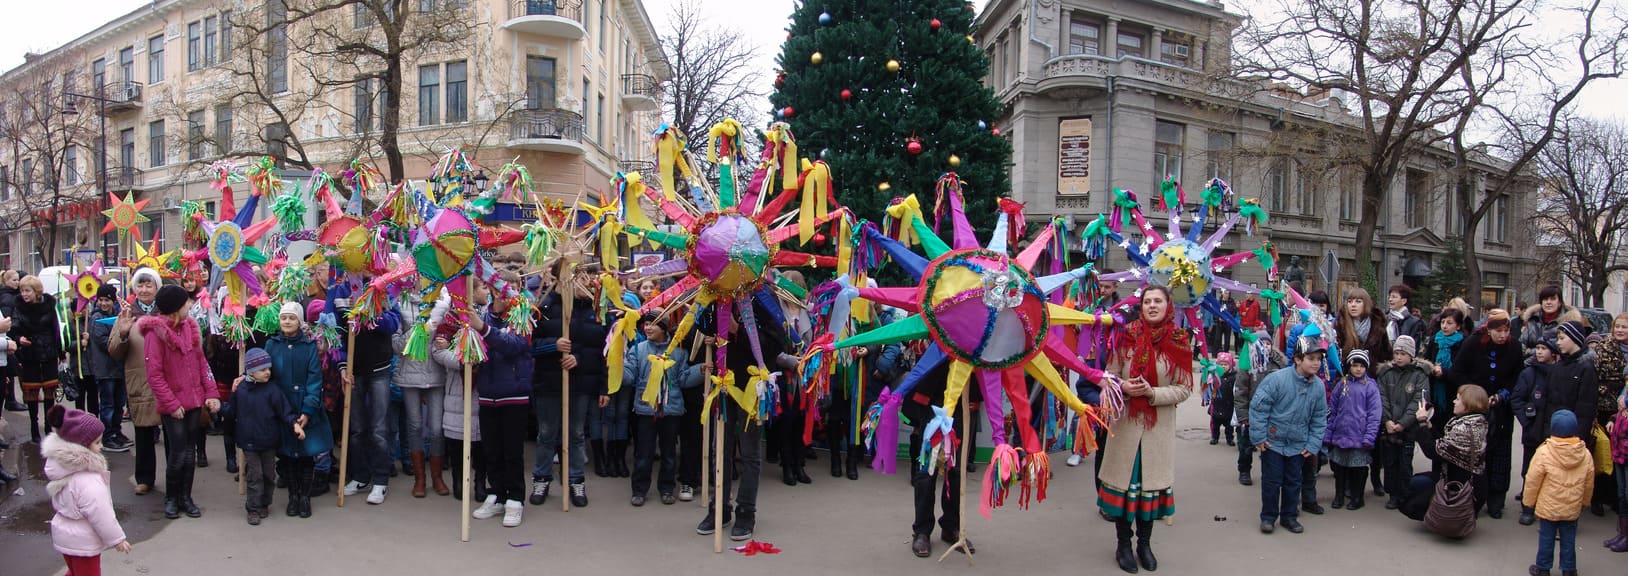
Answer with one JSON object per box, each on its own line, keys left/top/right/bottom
{"left": 101, "top": 191, "right": 151, "bottom": 241}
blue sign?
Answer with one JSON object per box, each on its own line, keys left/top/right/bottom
{"left": 487, "top": 202, "right": 539, "bottom": 223}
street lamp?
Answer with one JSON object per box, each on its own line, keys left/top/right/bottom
{"left": 61, "top": 85, "right": 116, "bottom": 263}
{"left": 472, "top": 169, "right": 489, "bottom": 193}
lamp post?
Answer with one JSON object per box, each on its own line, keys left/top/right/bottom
{"left": 61, "top": 84, "right": 115, "bottom": 263}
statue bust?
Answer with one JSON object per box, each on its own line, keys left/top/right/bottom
{"left": 1284, "top": 255, "right": 1305, "bottom": 285}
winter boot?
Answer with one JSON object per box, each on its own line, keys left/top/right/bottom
{"left": 846, "top": 444, "right": 863, "bottom": 480}
{"left": 591, "top": 440, "right": 608, "bottom": 477}
{"left": 429, "top": 456, "right": 450, "bottom": 496}
{"left": 1135, "top": 518, "right": 1157, "bottom": 571}
{"left": 612, "top": 440, "right": 630, "bottom": 477}
{"left": 1347, "top": 468, "right": 1367, "bottom": 510}
{"left": 1331, "top": 465, "right": 1347, "bottom": 509}
{"left": 830, "top": 446, "right": 844, "bottom": 478}
{"left": 411, "top": 451, "right": 427, "bottom": 498}
{"left": 1114, "top": 520, "right": 1138, "bottom": 573}
{"left": 286, "top": 464, "right": 304, "bottom": 517}
{"left": 1607, "top": 516, "right": 1628, "bottom": 552}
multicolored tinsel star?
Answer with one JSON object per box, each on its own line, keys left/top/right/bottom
{"left": 101, "top": 191, "right": 151, "bottom": 240}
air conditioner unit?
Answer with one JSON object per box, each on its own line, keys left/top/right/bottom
{"left": 161, "top": 195, "right": 178, "bottom": 209}
{"left": 1172, "top": 45, "right": 1191, "bottom": 58}
{"left": 121, "top": 85, "right": 139, "bottom": 101}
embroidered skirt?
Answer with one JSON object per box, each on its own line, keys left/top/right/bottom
{"left": 1097, "top": 448, "right": 1175, "bottom": 521}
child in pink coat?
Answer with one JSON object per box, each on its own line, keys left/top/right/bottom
{"left": 44, "top": 405, "right": 131, "bottom": 575}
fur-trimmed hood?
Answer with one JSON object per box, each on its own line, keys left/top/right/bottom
{"left": 137, "top": 313, "right": 202, "bottom": 355}
{"left": 1522, "top": 303, "right": 1583, "bottom": 325}
{"left": 43, "top": 434, "right": 108, "bottom": 498}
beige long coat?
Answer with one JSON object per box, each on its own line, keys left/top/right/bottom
{"left": 1096, "top": 347, "right": 1193, "bottom": 492}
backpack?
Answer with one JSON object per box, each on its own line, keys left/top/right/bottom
{"left": 1422, "top": 477, "right": 1476, "bottom": 539}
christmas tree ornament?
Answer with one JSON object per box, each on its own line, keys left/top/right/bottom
{"left": 992, "top": 128, "right": 1002, "bottom": 136}
{"left": 931, "top": 18, "right": 942, "bottom": 31}
{"left": 977, "top": 120, "right": 988, "bottom": 131}
{"left": 906, "top": 139, "right": 923, "bottom": 155}
{"left": 967, "top": 35, "right": 975, "bottom": 44}
{"left": 878, "top": 182, "right": 892, "bottom": 192}
{"left": 775, "top": 73, "right": 786, "bottom": 88}
{"left": 886, "top": 59, "right": 901, "bottom": 73}
{"left": 840, "top": 88, "right": 852, "bottom": 101}
{"left": 782, "top": 106, "right": 795, "bottom": 118}
{"left": 818, "top": 11, "right": 832, "bottom": 25}
{"left": 949, "top": 154, "right": 962, "bottom": 167}
{"left": 811, "top": 52, "right": 824, "bottom": 65}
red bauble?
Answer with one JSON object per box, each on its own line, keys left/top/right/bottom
{"left": 783, "top": 107, "right": 795, "bottom": 118}
{"left": 992, "top": 128, "right": 1002, "bottom": 136}
{"left": 813, "top": 233, "right": 827, "bottom": 245}
{"left": 775, "top": 74, "right": 786, "bottom": 88}
{"left": 907, "top": 140, "right": 924, "bottom": 155}
{"left": 931, "top": 19, "right": 942, "bottom": 31}
{"left": 840, "top": 89, "right": 852, "bottom": 101}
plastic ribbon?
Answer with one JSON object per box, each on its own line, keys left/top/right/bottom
{"left": 643, "top": 354, "right": 675, "bottom": 407}
{"left": 1238, "top": 199, "right": 1268, "bottom": 236}
{"left": 619, "top": 172, "right": 657, "bottom": 249}
{"left": 1158, "top": 176, "right": 1183, "bottom": 212}
{"left": 980, "top": 443, "right": 1021, "bottom": 519}
{"left": 798, "top": 160, "right": 831, "bottom": 245}
{"left": 1110, "top": 188, "right": 1139, "bottom": 232}
{"left": 654, "top": 125, "right": 691, "bottom": 201}
{"left": 934, "top": 172, "right": 978, "bottom": 249}
{"left": 918, "top": 405, "right": 959, "bottom": 477}
{"left": 884, "top": 195, "right": 923, "bottom": 247}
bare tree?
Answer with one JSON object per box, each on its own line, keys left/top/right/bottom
{"left": 1531, "top": 116, "right": 1628, "bottom": 307}
{"left": 1236, "top": 0, "right": 1535, "bottom": 290}
{"left": 661, "top": 0, "right": 763, "bottom": 169}
{"left": 1443, "top": 0, "right": 1627, "bottom": 299}
{"left": 0, "top": 54, "right": 104, "bottom": 268}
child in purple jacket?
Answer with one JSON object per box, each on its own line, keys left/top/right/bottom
{"left": 44, "top": 405, "right": 131, "bottom": 575}
{"left": 1325, "top": 349, "right": 1382, "bottom": 510}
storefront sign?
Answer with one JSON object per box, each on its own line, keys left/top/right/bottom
{"left": 1058, "top": 118, "right": 1092, "bottom": 196}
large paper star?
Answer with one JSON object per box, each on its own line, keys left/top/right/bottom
{"left": 123, "top": 238, "right": 178, "bottom": 278}
{"left": 101, "top": 191, "right": 151, "bottom": 239}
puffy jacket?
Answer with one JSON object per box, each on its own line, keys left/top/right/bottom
{"left": 624, "top": 337, "right": 704, "bottom": 417}
{"left": 1512, "top": 361, "right": 1555, "bottom": 446}
{"left": 266, "top": 332, "right": 333, "bottom": 457}
{"left": 475, "top": 311, "right": 533, "bottom": 405}
{"left": 1375, "top": 360, "right": 1430, "bottom": 440}
{"left": 1520, "top": 303, "right": 1583, "bottom": 352}
{"left": 87, "top": 306, "right": 121, "bottom": 380}
{"left": 1521, "top": 436, "right": 1595, "bottom": 522}
{"left": 138, "top": 314, "right": 218, "bottom": 416}
{"left": 531, "top": 295, "right": 608, "bottom": 398}
{"left": 226, "top": 376, "right": 297, "bottom": 453}
{"left": 440, "top": 346, "right": 478, "bottom": 441}
{"left": 1234, "top": 342, "right": 1288, "bottom": 426}
{"left": 14, "top": 293, "right": 62, "bottom": 369}
{"left": 1535, "top": 352, "right": 1599, "bottom": 445}
{"left": 1249, "top": 366, "right": 1329, "bottom": 457}
{"left": 1588, "top": 338, "right": 1626, "bottom": 419}
{"left": 43, "top": 434, "right": 126, "bottom": 557}
{"left": 1324, "top": 375, "right": 1382, "bottom": 449}
{"left": 393, "top": 331, "right": 448, "bottom": 389}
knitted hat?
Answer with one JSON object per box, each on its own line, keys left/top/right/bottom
{"left": 244, "top": 347, "right": 272, "bottom": 375}
{"left": 49, "top": 405, "right": 104, "bottom": 448}
{"left": 155, "top": 285, "right": 190, "bottom": 315}
{"left": 1392, "top": 335, "right": 1417, "bottom": 357}
{"left": 306, "top": 299, "right": 326, "bottom": 323}
{"left": 281, "top": 301, "right": 304, "bottom": 320}
{"left": 1485, "top": 309, "right": 1511, "bottom": 330}
{"left": 1346, "top": 348, "right": 1370, "bottom": 367}
{"left": 1549, "top": 409, "right": 1578, "bottom": 438}
{"left": 1535, "top": 338, "right": 1560, "bottom": 354}
{"left": 1558, "top": 321, "right": 1589, "bottom": 348}
{"left": 96, "top": 285, "right": 118, "bottom": 301}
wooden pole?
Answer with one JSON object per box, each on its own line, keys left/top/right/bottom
{"left": 237, "top": 347, "right": 246, "bottom": 496}
{"left": 705, "top": 343, "right": 721, "bottom": 553}
{"left": 939, "top": 386, "right": 975, "bottom": 564}
{"left": 559, "top": 260, "right": 576, "bottom": 513}
{"left": 336, "top": 317, "right": 358, "bottom": 507}
{"left": 461, "top": 272, "right": 476, "bottom": 542}
{"left": 699, "top": 344, "right": 712, "bottom": 509}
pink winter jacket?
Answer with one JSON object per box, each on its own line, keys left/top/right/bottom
{"left": 44, "top": 434, "right": 127, "bottom": 557}
{"left": 139, "top": 314, "right": 217, "bottom": 416}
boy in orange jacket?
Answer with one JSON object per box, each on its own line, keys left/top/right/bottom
{"left": 1523, "top": 409, "right": 1593, "bottom": 576}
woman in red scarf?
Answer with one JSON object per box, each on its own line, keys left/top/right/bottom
{"left": 1098, "top": 286, "right": 1194, "bottom": 573}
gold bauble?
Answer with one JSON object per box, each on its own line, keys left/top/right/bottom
{"left": 878, "top": 182, "right": 892, "bottom": 192}
{"left": 811, "top": 52, "right": 824, "bottom": 65}
{"left": 948, "top": 154, "right": 961, "bottom": 167}
{"left": 886, "top": 59, "right": 901, "bottom": 73}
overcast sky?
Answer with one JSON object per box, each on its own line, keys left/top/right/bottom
{"left": 3, "top": 0, "right": 1620, "bottom": 124}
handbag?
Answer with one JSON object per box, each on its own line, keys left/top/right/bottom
{"left": 1422, "top": 477, "right": 1476, "bottom": 539}
{"left": 1593, "top": 423, "right": 1615, "bottom": 476}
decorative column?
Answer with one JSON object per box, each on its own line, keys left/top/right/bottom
{"left": 1151, "top": 27, "right": 1164, "bottom": 62}
{"left": 1060, "top": 8, "right": 1073, "bottom": 54}
{"left": 1105, "top": 17, "right": 1120, "bottom": 57}
{"left": 1195, "top": 40, "right": 1208, "bottom": 71}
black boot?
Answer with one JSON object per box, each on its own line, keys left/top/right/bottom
{"left": 298, "top": 460, "right": 316, "bottom": 518}
{"left": 782, "top": 462, "right": 797, "bottom": 486}
{"left": 846, "top": 444, "right": 862, "bottom": 480}
{"left": 591, "top": 440, "right": 608, "bottom": 477}
{"left": 286, "top": 463, "right": 304, "bottom": 517}
{"left": 1135, "top": 518, "right": 1158, "bottom": 571}
{"left": 164, "top": 498, "right": 181, "bottom": 519}
{"left": 1114, "top": 520, "right": 1138, "bottom": 573}
{"left": 307, "top": 466, "right": 329, "bottom": 498}
{"left": 830, "top": 447, "right": 844, "bottom": 477}
{"left": 1346, "top": 468, "right": 1367, "bottom": 510}
{"left": 1331, "top": 465, "right": 1346, "bottom": 509}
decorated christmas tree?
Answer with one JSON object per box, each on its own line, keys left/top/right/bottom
{"left": 769, "top": 0, "right": 1011, "bottom": 240}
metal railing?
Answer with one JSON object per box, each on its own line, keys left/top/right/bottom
{"left": 620, "top": 74, "right": 659, "bottom": 99}
{"left": 510, "top": 0, "right": 582, "bottom": 22}
{"left": 106, "top": 166, "right": 142, "bottom": 189}
{"left": 509, "top": 108, "right": 585, "bottom": 142}
{"left": 103, "top": 81, "right": 143, "bottom": 109}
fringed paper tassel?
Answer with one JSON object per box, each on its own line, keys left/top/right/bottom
{"left": 1081, "top": 215, "right": 1112, "bottom": 261}
{"left": 998, "top": 198, "right": 1027, "bottom": 249}
{"left": 860, "top": 398, "right": 884, "bottom": 452}
{"left": 979, "top": 444, "right": 1021, "bottom": 519}
{"left": 506, "top": 294, "right": 536, "bottom": 338}
{"left": 1110, "top": 189, "right": 1139, "bottom": 233}
{"left": 401, "top": 323, "right": 431, "bottom": 361}
{"left": 222, "top": 311, "right": 254, "bottom": 344}
{"left": 1238, "top": 198, "right": 1268, "bottom": 236}
{"left": 251, "top": 301, "right": 282, "bottom": 334}
{"left": 272, "top": 186, "right": 307, "bottom": 234}
{"left": 870, "top": 389, "right": 903, "bottom": 474}
{"left": 1158, "top": 176, "right": 1184, "bottom": 212}
{"left": 308, "top": 322, "right": 341, "bottom": 350}
{"left": 276, "top": 264, "right": 312, "bottom": 304}
{"left": 918, "top": 406, "right": 959, "bottom": 477}
{"left": 1020, "top": 451, "right": 1051, "bottom": 509}
{"left": 1074, "top": 415, "right": 1101, "bottom": 456}
{"left": 347, "top": 285, "right": 389, "bottom": 326}
{"left": 452, "top": 325, "right": 488, "bottom": 364}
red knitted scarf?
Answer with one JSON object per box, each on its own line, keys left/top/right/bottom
{"left": 1123, "top": 319, "right": 1194, "bottom": 429}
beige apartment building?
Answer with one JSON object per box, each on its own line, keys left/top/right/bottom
{"left": 0, "top": 0, "right": 666, "bottom": 272}
{"left": 975, "top": 0, "right": 1544, "bottom": 308}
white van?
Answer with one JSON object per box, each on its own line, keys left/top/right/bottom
{"left": 36, "top": 265, "right": 129, "bottom": 298}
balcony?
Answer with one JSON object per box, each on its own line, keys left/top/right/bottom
{"left": 507, "top": 108, "right": 585, "bottom": 155}
{"left": 104, "top": 166, "right": 143, "bottom": 191}
{"left": 103, "top": 81, "right": 143, "bottom": 114}
{"left": 619, "top": 159, "right": 655, "bottom": 182}
{"left": 504, "top": 0, "right": 586, "bottom": 40}
{"left": 620, "top": 74, "right": 660, "bottom": 111}
{"left": 1040, "top": 55, "right": 1251, "bottom": 99}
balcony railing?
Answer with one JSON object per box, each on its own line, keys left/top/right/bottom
{"left": 103, "top": 81, "right": 143, "bottom": 112}
{"left": 512, "top": 0, "right": 582, "bottom": 19}
{"left": 622, "top": 74, "right": 659, "bottom": 99}
{"left": 509, "top": 108, "right": 585, "bottom": 148}
{"left": 619, "top": 159, "right": 655, "bottom": 181}
{"left": 105, "top": 166, "right": 142, "bottom": 190}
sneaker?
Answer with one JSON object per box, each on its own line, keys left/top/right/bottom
{"left": 502, "top": 500, "right": 524, "bottom": 527}
{"left": 1066, "top": 453, "right": 1083, "bottom": 467}
{"left": 730, "top": 515, "right": 755, "bottom": 541}
{"left": 472, "top": 495, "right": 503, "bottom": 519}
{"left": 660, "top": 492, "right": 676, "bottom": 505}
{"left": 631, "top": 494, "right": 646, "bottom": 507}
{"left": 696, "top": 509, "right": 732, "bottom": 535}
{"left": 678, "top": 484, "right": 695, "bottom": 502}
{"left": 103, "top": 438, "right": 131, "bottom": 453}
{"left": 570, "top": 483, "right": 587, "bottom": 507}
{"left": 247, "top": 510, "right": 261, "bottom": 526}
{"left": 366, "top": 484, "right": 388, "bottom": 505}
{"left": 529, "top": 479, "right": 550, "bottom": 506}
{"left": 343, "top": 480, "right": 369, "bottom": 496}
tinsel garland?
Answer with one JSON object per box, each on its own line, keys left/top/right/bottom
{"left": 222, "top": 311, "right": 254, "bottom": 344}
{"left": 505, "top": 294, "right": 536, "bottom": 338}
{"left": 272, "top": 183, "right": 307, "bottom": 234}
{"left": 452, "top": 324, "right": 488, "bottom": 364}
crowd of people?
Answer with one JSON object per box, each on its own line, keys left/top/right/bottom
{"left": 5, "top": 259, "right": 1628, "bottom": 575}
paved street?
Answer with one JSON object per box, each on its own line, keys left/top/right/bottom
{"left": 2, "top": 399, "right": 1621, "bottom": 576}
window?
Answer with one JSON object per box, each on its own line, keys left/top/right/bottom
{"left": 445, "top": 61, "right": 467, "bottom": 122}
{"left": 1069, "top": 21, "right": 1100, "bottom": 56}
{"left": 147, "top": 35, "right": 164, "bottom": 84}
{"left": 1117, "top": 32, "right": 1144, "bottom": 58}
{"left": 267, "top": 2, "right": 288, "bottom": 93}
{"left": 119, "top": 128, "right": 135, "bottom": 172}
{"left": 1160, "top": 39, "right": 1191, "bottom": 67}
{"left": 148, "top": 120, "right": 166, "bottom": 167}
{"left": 1266, "top": 159, "right": 1288, "bottom": 212}
{"left": 418, "top": 64, "right": 440, "bottom": 125}
{"left": 354, "top": 3, "right": 374, "bottom": 28}
{"left": 599, "top": 0, "right": 608, "bottom": 52}
{"left": 1152, "top": 120, "right": 1184, "bottom": 189}
{"left": 1487, "top": 195, "right": 1509, "bottom": 242}
{"left": 1340, "top": 179, "right": 1356, "bottom": 221}
{"left": 203, "top": 16, "right": 218, "bottom": 66}
{"left": 582, "top": 78, "right": 591, "bottom": 115}
{"left": 354, "top": 78, "right": 374, "bottom": 133}
{"left": 526, "top": 56, "right": 556, "bottom": 109}
{"left": 118, "top": 47, "right": 134, "bottom": 84}
{"left": 187, "top": 110, "right": 206, "bottom": 160}
{"left": 214, "top": 104, "right": 233, "bottom": 154}
{"left": 63, "top": 69, "right": 77, "bottom": 95}
{"left": 1205, "top": 131, "right": 1233, "bottom": 183}
{"left": 188, "top": 22, "right": 201, "bottom": 71}
{"left": 91, "top": 59, "right": 105, "bottom": 92}
{"left": 265, "top": 123, "right": 288, "bottom": 162}
{"left": 1, "top": 165, "right": 8, "bottom": 200}
{"left": 1295, "top": 162, "right": 1317, "bottom": 215}
{"left": 1405, "top": 169, "right": 1430, "bottom": 228}
{"left": 64, "top": 146, "right": 78, "bottom": 186}
{"left": 596, "top": 93, "right": 605, "bottom": 142}
{"left": 219, "top": 11, "right": 233, "bottom": 60}
{"left": 20, "top": 159, "right": 32, "bottom": 194}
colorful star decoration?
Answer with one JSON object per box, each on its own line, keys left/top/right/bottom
{"left": 63, "top": 260, "right": 106, "bottom": 312}
{"left": 101, "top": 191, "right": 151, "bottom": 240}
{"left": 123, "top": 238, "right": 178, "bottom": 279}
